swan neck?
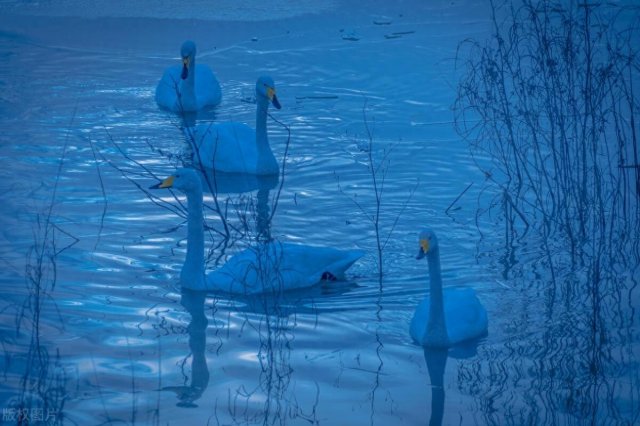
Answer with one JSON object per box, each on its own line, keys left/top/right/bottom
{"left": 255, "top": 96, "right": 269, "bottom": 147}
{"left": 180, "top": 55, "right": 196, "bottom": 108}
{"left": 425, "top": 245, "right": 448, "bottom": 345}
{"left": 186, "top": 55, "right": 196, "bottom": 86}
{"left": 254, "top": 96, "right": 278, "bottom": 175}
{"left": 428, "top": 246, "right": 443, "bottom": 302}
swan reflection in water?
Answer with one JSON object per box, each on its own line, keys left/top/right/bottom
{"left": 198, "top": 167, "right": 279, "bottom": 242}
{"left": 162, "top": 289, "right": 209, "bottom": 407}
{"left": 162, "top": 284, "right": 359, "bottom": 411}
{"left": 157, "top": 170, "right": 275, "bottom": 407}
{"left": 424, "top": 340, "right": 482, "bottom": 426}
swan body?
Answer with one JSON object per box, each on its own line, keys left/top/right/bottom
{"left": 189, "top": 76, "right": 281, "bottom": 175}
{"left": 207, "top": 241, "right": 363, "bottom": 295}
{"left": 410, "top": 229, "right": 488, "bottom": 348}
{"left": 151, "top": 168, "right": 363, "bottom": 294}
{"left": 156, "top": 40, "right": 221, "bottom": 112}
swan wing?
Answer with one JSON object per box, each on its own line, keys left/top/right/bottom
{"left": 443, "top": 288, "right": 488, "bottom": 345}
{"left": 410, "top": 298, "right": 431, "bottom": 345}
{"left": 194, "top": 64, "right": 221, "bottom": 108}
{"left": 205, "top": 242, "right": 363, "bottom": 295}
{"left": 156, "top": 65, "right": 183, "bottom": 110}
{"left": 410, "top": 287, "right": 488, "bottom": 347}
{"left": 278, "top": 243, "right": 364, "bottom": 281}
{"left": 191, "top": 123, "right": 257, "bottom": 173}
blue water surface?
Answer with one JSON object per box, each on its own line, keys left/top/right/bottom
{"left": 0, "top": 1, "right": 638, "bottom": 425}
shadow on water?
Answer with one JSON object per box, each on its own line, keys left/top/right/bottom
{"left": 424, "top": 340, "right": 481, "bottom": 426}
{"left": 166, "top": 279, "right": 359, "bottom": 423}
{"left": 4, "top": 223, "right": 70, "bottom": 425}
{"left": 161, "top": 289, "right": 209, "bottom": 408}
{"left": 455, "top": 0, "right": 640, "bottom": 424}
{"left": 1, "top": 137, "right": 77, "bottom": 424}
{"left": 198, "top": 168, "right": 279, "bottom": 245}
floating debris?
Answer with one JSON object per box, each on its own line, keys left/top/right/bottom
{"left": 373, "top": 18, "right": 392, "bottom": 25}
{"left": 384, "top": 30, "right": 415, "bottom": 39}
{"left": 251, "top": 37, "right": 258, "bottom": 42}
{"left": 342, "top": 34, "right": 360, "bottom": 41}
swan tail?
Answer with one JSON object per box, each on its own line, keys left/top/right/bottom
{"left": 321, "top": 250, "right": 365, "bottom": 280}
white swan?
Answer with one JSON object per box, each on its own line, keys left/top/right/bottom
{"left": 156, "top": 40, "right": 221, "bottom": 112}
{"left": 151, "top": 168, "right": 363, "bottom": 294}
{"left": 188, "top": 76, "right": 281, "bottom": 175}
{"left": 410, "top": 229, "right": 488, "bottom": 348}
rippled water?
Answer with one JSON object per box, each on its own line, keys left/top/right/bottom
{"left": 1, "top": 1, "right": 638, "bottom": 425}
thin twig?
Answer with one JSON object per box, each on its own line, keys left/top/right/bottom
{"left": 86, "top": 136, "right": 108, "bottom": 250}
{"left": 267, "top": 111, "right": 292, "bottom": 226}
{"left": 445, "top": 182, "right": 474, "bottom": 214}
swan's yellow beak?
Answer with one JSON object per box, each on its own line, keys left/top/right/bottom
{"left": 150, "top": 175, "right": 175, "bottom": 189}
{"left": 417, "top": 238, "right": 429, "bottom": 259}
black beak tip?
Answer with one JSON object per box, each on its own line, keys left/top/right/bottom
{"left": 271, "top": 95, "right": 282, "bottom": 110}
{"left": 149, "top": 182, "right": 162, "bottom": 190}
{"left": 181, "top": 65, "right": 188, "bottom": 80}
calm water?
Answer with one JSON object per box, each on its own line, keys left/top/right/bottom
{"left": 0, "top": 1, "right": 638, "bottom": 425}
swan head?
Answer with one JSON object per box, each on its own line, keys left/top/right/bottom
{"left": 417, "top": 229, "right": 439, "bottom": 260}
{"left": 150, "top": 168, "right": 202, "bottom": 194}
{"left": 256, "top": 75, "right": 281, "bottom": 110}
{"left": 180, "top": 40, "right": 197, "bottom": 80}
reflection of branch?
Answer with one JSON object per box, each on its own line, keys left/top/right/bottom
{"left": 12, "top": 108, "right": 78, "bottom": 424}
{"left": 209, "top": 244, "right": 322, "bottom": 424}
{"left": 90, "top": 354, "right": 114, "bottom": 423}
{"left": 86, "top": 136, "right": 108, "bottom": 250}
{"left": 369, "top": 299, "right": 385, "bottom": 426}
